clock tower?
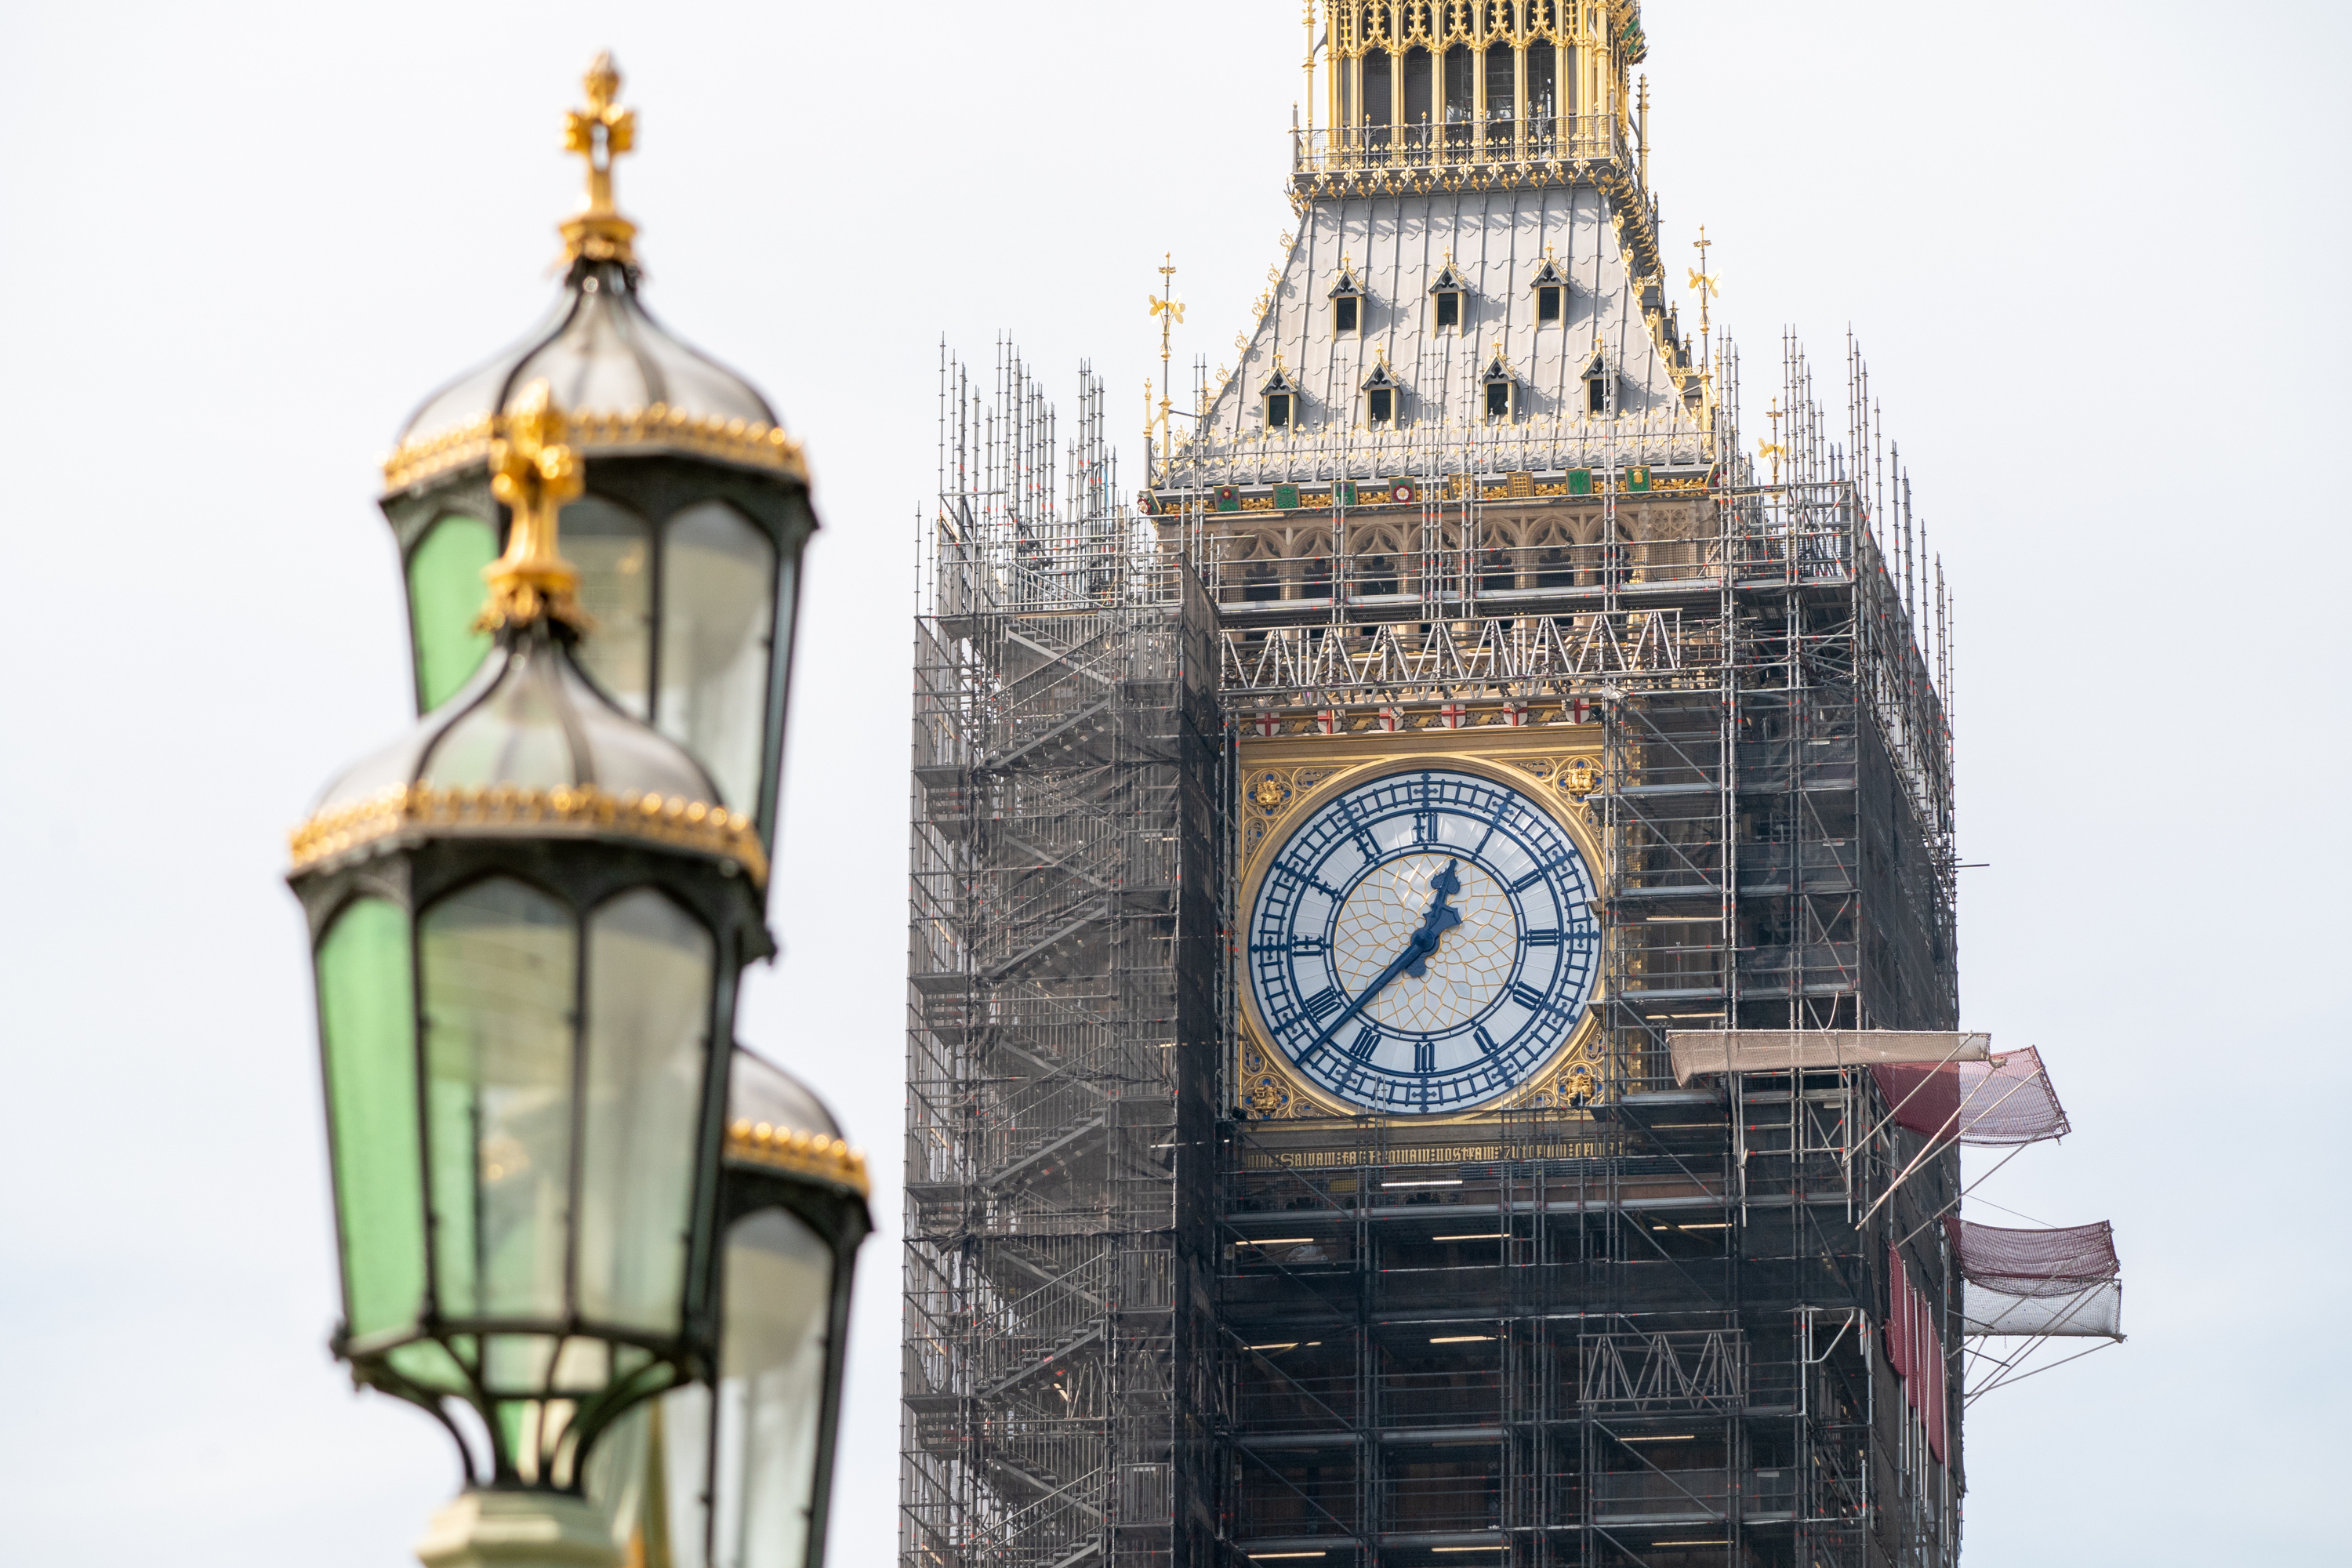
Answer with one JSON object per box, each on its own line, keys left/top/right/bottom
{"left": 905, "top": 8, "right": 1965, "bottom": 1568}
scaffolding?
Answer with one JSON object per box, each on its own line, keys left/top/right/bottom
{"left": 903, "top": 344, "right": 1221, "bottom": 1568}
{"left": 906, "top": 318, "right": 1969, "bottom": 1567}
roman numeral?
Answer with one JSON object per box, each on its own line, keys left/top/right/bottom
{"left": 1250, "top": 936, "right": 1326, "bottom": 956}
{"left": 1414, "top": 1041, "right": 1435, "bottom": 1073}
{"left": 1524, "top": 928, "right": 1561, "bottom": 946}
{"left": 1303, "top": 987, "right": 1341, "bottom": 1020}
{"left": 1512, "top": 981, "right": 1549, "bottom": 1010}
{"left": 1348, "top": 1025, "right": 1381, "bottom": 1062}
{"left": 1510, "top": 869, "right": 1548, "bottom": 894}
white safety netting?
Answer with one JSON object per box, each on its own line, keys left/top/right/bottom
{"left": 1669, "top": 1029, "right": 1990, "bottom": 1084}
{"left": 1951, "top": 1219, "right": 2123, "bottom": 1340}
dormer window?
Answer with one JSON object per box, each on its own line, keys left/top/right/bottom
{"left": 1261, "top": 363, "right": 1298, "bottom": 432}
{"left": 1329, "top": 260, "right": 1365, "bottom": 337}
{"left": 1581, "top": 346, "right": 1612, "bottom": 417}
{"left": 1431, "top": 258, "right": 1467, "bottom": 332}
{"left": 1482, "top": 352, "right": 1517, "bottom": 423}
{"left": 1362, "top": 361, "right": 1400, "bottom": 429}
{"left": 1530, "top": 255, "right": 1567, "bottom": 325}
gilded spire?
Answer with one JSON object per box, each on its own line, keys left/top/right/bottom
{"left": 479, "top": 381, "right": 589, "bottom": 633}
{"left": 561, "top": 52, "right": 638, "bottom": 265}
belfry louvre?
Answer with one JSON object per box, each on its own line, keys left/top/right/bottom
{"left": 902, "top": 9, "right": 1984, "bottom": 1568}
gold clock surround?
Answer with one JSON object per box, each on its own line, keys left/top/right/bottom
{"left": 1233, "top": 728, "right": 1608, "bottom": 1125}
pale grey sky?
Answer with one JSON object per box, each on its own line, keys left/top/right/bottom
{"left": 1, "top": 2, "right": 2343, "bottom": 1563}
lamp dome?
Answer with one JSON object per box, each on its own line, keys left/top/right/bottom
{"left": 291, "top": 622, "right": 764, "bottom": 884}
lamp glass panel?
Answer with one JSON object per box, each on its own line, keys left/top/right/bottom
{"left": 420, "top": 877, "right": 578, "bottom": 1323}
{"left": 408, "top": 514, "right": 499, "bottom": 710}
{"left": 589, "top": 1387, "right": 713, "bottom": 1568}
{"left": 657, "top": 502, "right": 776, "bottom": 814}
{"left": 711, "top": 1209, "right": 833, "bottom": 1568}
{"left": 579, "top": 888, "right": 716, "bottom": 1334}
{"left": 316, "top": 897, "right": 426, "bottom": 1341}
{"left": 565, "top": 495, "right": 655, "bottom": 718}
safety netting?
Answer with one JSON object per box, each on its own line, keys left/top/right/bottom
{"left": 1948, "top": 1218, "right": 2123, "bottom": 1338}
{"left": 1669, "top": 1029, "right": 1991, "bottom": 1085}
{"left": 1871, "top": 1047, "right": 2070, "bottom": 1146}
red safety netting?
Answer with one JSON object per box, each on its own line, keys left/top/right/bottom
{"left": 1871, "top": 1047, "right": 2069, "bottom": 1146}
{"left": 1884, "top": 1246, "right": 1949, "bottom": 1463}
{"left": 1948, "top": 1218, "right": 2124, "bottom": 1338}
{"left": 1947, "top": 1218, "right": 2118, "bottom": 1296}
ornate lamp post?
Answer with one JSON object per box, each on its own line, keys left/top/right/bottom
{"left": 379, "top": 54, "right": 817, "bottom": 860}
{"left": 291, "top": 60, "right": 863, "bottom": 1568}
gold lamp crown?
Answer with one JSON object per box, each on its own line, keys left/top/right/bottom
{"left": 561, "top": 52, "right": 637, "bottom": 265}
{"left": 479, "top": 380, "right": 589, "bottom": 633}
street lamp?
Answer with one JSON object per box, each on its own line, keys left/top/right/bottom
{"left": 593, "top": 1051, "right": 872, "bottom": 1568}
{"left": 290, "top": 378, "right": 855, "bottom": 1566}
{"left": 378, "top": 53, "right": 817, "bottom": 861}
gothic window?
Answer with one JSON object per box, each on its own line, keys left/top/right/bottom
{"left": 1530, "top": 255, "right": 1566, "bottom": 325}
{"left": 1482, "top": 351, "right": 1516, "bottom": 422}
{"left": 1483, "top": 39, "right": 1515, "bottom": 129}
{"left": 1261, "top": 364, "right": 1298, "bottom": 432}
{"left": 1442, "top": 45, "right": 1474, "bottom": 148}
{"left": 1403, "top": 46, "right": 1433, "bottom": 133}
{"left": 1330, "top": 263, "right": 1365, "bottom": 336}
{"left": 1527, "top": 40, "right": 1558, "bottom": 125}
{"left": 1363, "top": 359, "right": 1401, "bottom": 428}
{"left": 1365, "top": 49, "right": 1394, "bottom": 137}
{"left": 1431, "top": 260, "right": 1467, "bottom": 332}
{"left": 1581, "top": 347, "right": 1611, "bottom": 416}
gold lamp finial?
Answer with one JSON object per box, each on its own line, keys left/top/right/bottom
{"left": 480, "top": 380, "right": 590, "bottom": 633}
{"left": 561, "top": 51, "right": 638, "bottom": 265}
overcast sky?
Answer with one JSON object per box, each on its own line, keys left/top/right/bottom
{"left": 2, "top": 2, "right": 2344, "bottom": 1563}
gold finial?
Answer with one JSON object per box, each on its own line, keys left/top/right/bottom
{"left": 1148, "top": 254, "right": 1182, "bottom": 455}
{"left": 561, "top": 52, "right": 639, "bottom": 265}
{"left": 1688, "top": 226, "right": 1722, "bottom": 336}
{"left": 1758, "top": 394, "right": 1786, "bottom": 486}
{"left": 480, "top": 381, "right": 590, "bottom": 633}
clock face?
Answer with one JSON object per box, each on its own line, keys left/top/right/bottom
{"left": 1246, "top": 768, "right": 1601, "bottom": 1114}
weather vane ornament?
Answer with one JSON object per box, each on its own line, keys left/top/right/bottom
{"left": 1147, "top": 253, "right": 1183, "bottom": 455}
{"left": 1759, "top": 394, "right": 1787, "bottom": 485}
{"left": 478, "top": 380, "right": 590, "bottom": 633}
{"left": 561, "top": 52, "right": 639, "bottom": 265}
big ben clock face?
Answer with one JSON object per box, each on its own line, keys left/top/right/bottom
{"left": 1246, "top": 768, "right": 1601, "bottom": 1114}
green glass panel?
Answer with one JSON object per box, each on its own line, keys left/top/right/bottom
{"left": 578, "top": 889, "right": 714, "bottom": 1334}
{"left": 317, "top": 898, "right": 426, "bottom": 1342}
{"left": 565, "top": 496, "right": 655, "bottom": 718}
{"left": 657, "top": 503, "right": 775, "bottom": 815}
{"left": 420, "top": 878, "right": 578, "bottom": 1325}
{"left": 386, "top": 1338, "right": 468, "bottom": 1395}
{"left": 408, "top": 513, "right": 499, "bottom": 710}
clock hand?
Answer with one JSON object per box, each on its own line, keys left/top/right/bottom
{"left": 1401, "top": 858, "right": 1464, "bottom": 979}
{"left": 1295, "top": 860, "right": 1465, "bottom": 1063}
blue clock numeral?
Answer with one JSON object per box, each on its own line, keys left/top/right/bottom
{"left": 1524, "top": 928, "right": 1561, "bottom": 946}
{"left": 1348, "top": 1025, "right": 1381, "bottom": 1062}
{"left": 1511, "top": 980, "right": 1549, "bottom": 1010}
{"left": 1302, "top": 987, "right": 1341, "bottom": 1021}
{"left": 1510, "top": 868, "right": 1549, "bottom": 894}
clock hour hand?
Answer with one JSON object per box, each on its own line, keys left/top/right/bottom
{"left": 1294, "top": 860, "right": 1464, "bottom": 1064}
{"left": 1400, "top": 859, "right": 1463, "bottom": 979}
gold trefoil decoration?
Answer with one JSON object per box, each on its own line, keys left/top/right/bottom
{"left": 478, "top": 380, "right": 590, "bottom": 634}
{"left": 561, "top": 53, "right": 638, "bottom": 265}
